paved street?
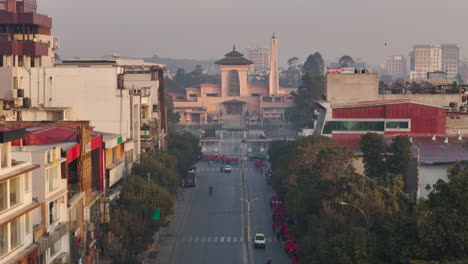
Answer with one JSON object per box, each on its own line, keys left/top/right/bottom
{"left": 156, "top": 156, "right": 290, "bottom": 264}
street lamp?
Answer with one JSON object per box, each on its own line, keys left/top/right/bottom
{"left": 338, "top": 201, "right": 370, "bottom": 228}
{"left": 241, "top": 197, "right": 259, "bottom": 242}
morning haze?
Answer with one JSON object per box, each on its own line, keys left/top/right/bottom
{"left": 39, "top": 0, "right": 466, "bottom": 65}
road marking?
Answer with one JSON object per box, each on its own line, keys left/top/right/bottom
{"left": 226, "top": 236, "right": 231, "bottom": 243}
{"left": 233, "top": 237, "right": 237, "bottom": 243}
{"left": 220, "top": 236, "right": 225, "bottom": 243}
{"left": 213, "top": 237, "right": 219, "bottom": 242}
{"left": 194, "top": 236, "right": 199, "bottom": 243}
{"left": 207, "top": 237, "right": 212, "bottom": 242}
{"left": 201, "top": 236, "right": 206, "bottom": 242}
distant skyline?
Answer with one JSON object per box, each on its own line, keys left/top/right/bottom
{"left": 39, "top": 0, "right": 466, "bottom": 67}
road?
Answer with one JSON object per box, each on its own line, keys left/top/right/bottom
{"left": 155, "top": 158, "right": 291, "bottom": 264}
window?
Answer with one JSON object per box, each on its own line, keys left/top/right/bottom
{"left": 323, "top": 121, "right": 384, "bottom": 134}
{"left": 9, "top": 176, "right": 20, "bottom": 207}
{"left": 25, "top": 213, "right": 30, "bottom": 234}
{"left": 10, "top": 217, "right": 21, "bottom": 249}
{"left": 0, "top": 225, "right": 6, "bottom": 257}
{"left": 49, "top": 200, "right": 60, "bottom": 224}
{"left": 189, "top": 94, "right": 197, "bottom": 98}
{"left": 47, "top": 165, "right": 60, "bottom": 193}
{"left": 24, "top": 173, "right": 30, "bottom": 193}
{"left": 176, "top": 96, "right": 184, "bottom": 100}
{"left": 50, "top": 239, "right": 61, "bottom": 258}
{"left": 385, "top": 120, "right": 410, "bottom": 131}
{"left": 207, "top": 93, "right": 218, "bottom": 97}
{"left": 0, "top": 182, "right": 6, "bottom": 212}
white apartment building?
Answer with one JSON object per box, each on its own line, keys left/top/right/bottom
{"left": 0, "top": 59, "right": 165, "bottom": 160}
{"left": 386, "top": 55, "right": 407, "bottom": 79}
{"left": 12, "top": 144, "right": 70, "bottom": 264}
{"left": 410, "top": 44, "right": 459, "bottom": 80}
{"left": 0, "top": 128, "right": 40, "bottom": 264}
{"left": 410, "top": 45, "right": 442, "bottom": 80}
{"left": 244, "top": 47, "right": 270, "bottom": 72}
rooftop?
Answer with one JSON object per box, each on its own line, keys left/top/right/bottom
{"left": 215, "top": 46, "right": 254, "bottom": 66}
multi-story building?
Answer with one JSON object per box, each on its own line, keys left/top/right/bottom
{"left": 244, "top": 47, "right": 270, "bottom": 72}
{"left": 386, "top": 55, "right": 407, "bottom": 79}
{"left": 441, "top": 44, "right": 459, "bottom": 79}
{"left": 0, "top": 127, "right": 40, "bottom": 264}
{"left": 409, "top": 45, "right": 442, "bottom": 80}
{"left": 0, "top": 0, "right": 57, "bottom": 68}
{"left": 409, "top": 44, "right": 459, "bottom": 80}
{"left": 12, "top": 144, "right": 70, "bottom": 264}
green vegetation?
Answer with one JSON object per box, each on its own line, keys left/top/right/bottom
{"left": 286, "top": 52, "right": 325, "bottom": 128}
{"left": 269, "top": 134, "right": 467, "bottom": 263}
{"left": 108, "top": 132, "right": 201, "bottom": 263}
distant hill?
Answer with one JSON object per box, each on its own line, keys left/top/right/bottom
{"left": 143, "top": 55, "right": 220, "bottom": 75}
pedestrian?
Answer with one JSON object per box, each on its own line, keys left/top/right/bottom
{"left": 276, "top": 231, "right": 280, "bottom": 240}
{"left": 272, "top": 222, "right": 275, "bottom": 232}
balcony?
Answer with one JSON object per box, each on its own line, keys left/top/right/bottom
{"left": 0, "top": 40, "right": 48, "bottom": 56}
{"left": 107, "top": 160, "right": 125, "bottom": 188}
{"left": 0, "top": 11, "right": 52, "bottom": 28}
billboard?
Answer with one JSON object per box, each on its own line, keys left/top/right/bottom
{"left": 326, "top": 67, "right": 355, "bottom": 74}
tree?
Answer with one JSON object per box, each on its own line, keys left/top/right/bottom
{"left": 339, "top": 55, "right": 355, "bottom": 67}
{"left": 164, "top": 92, "right": 180, "bottom": 124}
{"left": 416, "top": 162, "right": 468, "bottom": 260}
{"left": 109, "top": 175, "right": 174, "bottom": 260}
{"left": 303, "top": 52, "right": 324, "bottom": 77}
{"left": 387, "top": 135, "right": 412, "bottom": 187}
{"left": 166, "top": 132, "right": 201, "bottom": 173}
{"left": 280, "top": 57, "right": 302, "bottom": 88}
{"left": 174, "top": 68, "right": 186, "bottom": 85}
{"left": 360, "top": 133, "right": 385, "bottom": 179}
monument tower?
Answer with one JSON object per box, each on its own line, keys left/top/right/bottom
{"left": 269, "top": 33, "right": 279, "bottom": 95}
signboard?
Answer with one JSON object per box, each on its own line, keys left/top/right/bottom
{"left": 153, "top": 209, "right": 161, "bottom": 220}
{"left": 327, "top": 67, "right": 355, "bottom": 74}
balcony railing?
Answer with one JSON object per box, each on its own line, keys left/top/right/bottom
{"left": 0, "top": 40, "right": 48, "bottom": 56}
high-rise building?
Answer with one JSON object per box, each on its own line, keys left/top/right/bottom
{"left": 409, "top": 44, "right": 459, "bottom": 80}
{"left": 441, "top": 44, "right": 459, "bottom": 79}
{"left": 0, "top": 0, "right": 56, "bottom": 67}
{"left": 409, "top": 45, "right": 442, "bottom": 80}
{"left": 244, "top": 47, "right": 270, "bottom": 72}
{"left": 386, "top": 55, "right": 407, "bottom": 79}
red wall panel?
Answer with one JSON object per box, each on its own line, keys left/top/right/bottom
{"left": 332, "top": 103, "right": 446, "bottom": 135}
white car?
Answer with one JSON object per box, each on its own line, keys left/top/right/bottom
{"left": 223, "top": 165, "right": 232, "bottom": 172}
{"left": 254, "top": 233, "right": 266, "bottom": 248}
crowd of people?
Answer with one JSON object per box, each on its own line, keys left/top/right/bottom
{"left": 270, "top": 195, "right": 300, "bottom": 264}
{"left": 202, "top": 154, "right": 239, "bottom": 165}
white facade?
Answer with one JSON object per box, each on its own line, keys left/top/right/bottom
{"left": 410, "top": 45, "right": 442, "bottom": 80}
{"left": 244, "top": 47, "right": 270, "bottom": 72}
{"left": 0, "top": 65, "right": 152, "bottom": 160}
{"left": 0, "top": 141, "right": 38, "bottom": 263}
{"left": 386, "top": 55, "right": 407, "bottom": 79}
{"left": 12, "top": 145, "right": 70, "bottom": 264}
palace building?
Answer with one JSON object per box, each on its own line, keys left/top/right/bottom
{"left": 170, "top": 35, "right": 294, "bottom": 124}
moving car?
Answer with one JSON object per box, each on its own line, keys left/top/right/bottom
{"left": 223, "top": 165, "right": 232, "bottom": 172}
{"left": 254, "top": 233, "right": 266, "bottom": 248}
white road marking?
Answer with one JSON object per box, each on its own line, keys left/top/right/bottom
{"left": 194, "top": 236, "right": 199, "bottom": 242}
{"left": 220, "top": 236, "right": 225, "bottom": 242}
{"left": 201, "top": 236, "right": 206, "bottom": 242}
{"left": 226, "top": 236, "right": 231, "bottom": 242}
{"left": 207, "top": 237, "right": 212, "bottom": 242}
{"left": 233, "top": 237, "right": 237, "bottom": 243}
{"left": 213, "top": 237, "right": 219, "bottom": 242}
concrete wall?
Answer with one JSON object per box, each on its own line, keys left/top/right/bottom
{"left": 446, "top": 114, "right": 468, "bottom": 134}
{"left": 419, "top": 164, "right": 449, "bottom": 199}
{"left": 326, "top": 73, "right": 461, "bottom": 107}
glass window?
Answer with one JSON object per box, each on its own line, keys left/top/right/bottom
{"left": 323, "top": 121, "right": 384, "bottom": 134}
{"left": 50, "top": 239, "right": 61, "bottom": 257}
{"left": 10, "top": 176, "right": 20, "bottom": 207}
{"left": 0, "top": 181, "right": 6, "bottom": 212}
{"left": 49, "top": 200, "right": 60, "bottom": 224}
{"left": 25, "top": 213, "right": 30, "bottom": 234}
{"left": 386, "top": 121, "right": 409, "bottom": 129}
{"left": 10, "top": 217, "right": 21, "bottom": 249}
{"left": 47, "top": 165, "right": 60, "bottom": 193}
{"left": 0, "top": 225, "right": 6, "bottom": 257}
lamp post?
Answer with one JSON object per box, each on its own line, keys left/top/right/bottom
{"left": 241, "top": 197, "right": 259, "bottom": 242}
{"left": 338, "top": 201, "right": 370, "bottom": 228}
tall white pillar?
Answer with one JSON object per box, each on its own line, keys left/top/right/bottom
{"left": 269, "top": 34, "right": 279, "bottom": 95}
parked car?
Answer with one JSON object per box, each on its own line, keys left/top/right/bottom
{"left": 254, "top": 233, "right": 266, "bottom": 248}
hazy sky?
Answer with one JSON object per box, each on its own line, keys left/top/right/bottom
{"left": 39, "top": 0, "right": 467, "bottom": 67}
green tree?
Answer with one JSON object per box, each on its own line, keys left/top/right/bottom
{"left": 303, "top": 52, "right": 325, "bottom": 77}
{"left": 387, "top": 135, "right": 412, "bottom": 187}
{"left": 416, "top": 162, "right": 468, "bottom": 260}
{"left": 109, "top": 175, "right": 174, "bottom": 260}
{"left": 164, "top": 92, "right": 180, "bottom": 124}
{"left": 360, "top": 133, "right": 385, "bottom": 179}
